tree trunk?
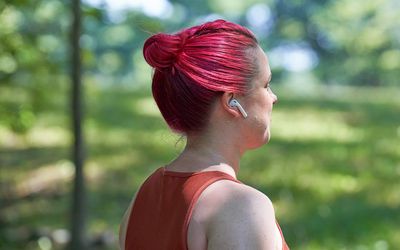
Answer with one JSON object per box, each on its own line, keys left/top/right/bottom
{"left": 69, "top": 0, "right": 86, "bottom": 249}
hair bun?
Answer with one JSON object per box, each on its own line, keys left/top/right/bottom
{"left": 143, "top": 33, "right": 182, "bottom": 70}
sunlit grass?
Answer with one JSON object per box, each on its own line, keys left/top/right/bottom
{"left": 1, "top": 85, "right": 399, "bottom": 250}
{"left": 271, "top": 109, "right": 364, "bottom": 143}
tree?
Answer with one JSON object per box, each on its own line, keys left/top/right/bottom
{"left": 69, "top": 0, "right": 87, "bottom": 249}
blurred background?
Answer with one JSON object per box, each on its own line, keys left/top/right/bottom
{"left": 0, "top": 0, "right": 399, "bottom": 249}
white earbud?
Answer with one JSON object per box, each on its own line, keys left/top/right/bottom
{"left": 229, "top": 99, "right": 248, "bottom": 118}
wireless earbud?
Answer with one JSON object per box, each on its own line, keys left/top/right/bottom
{"left": 229, "top": 99, "right": 248, "bottom": 118}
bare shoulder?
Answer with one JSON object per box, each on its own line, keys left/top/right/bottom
{"left": 196, "top": 180, "right": 276, "bottom": 250}
{"left": 197, "top": 179, "right": 274, "bottom": 216}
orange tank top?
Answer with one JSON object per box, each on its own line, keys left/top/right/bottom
{"left": 125, "top": 167, "right": 290, "bottom": 250}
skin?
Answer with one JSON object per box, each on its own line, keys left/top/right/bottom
{"left": 119, "top": 46, "right": 279, "bottom": 250}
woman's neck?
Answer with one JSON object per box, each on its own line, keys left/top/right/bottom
{"left": 166, "top": 136, "right": 241, "bottom": 178}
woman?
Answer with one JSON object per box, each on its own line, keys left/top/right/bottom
{"left": 119, "top": 19, "right": 289, "bottom": 250}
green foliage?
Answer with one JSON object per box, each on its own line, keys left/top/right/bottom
{"left": 0, "top": 0, "right": 69, "bottom": 136}
{"left": 310, "top": 0, "right": 400, "bottom": 86}
{"left": 2, "top": 104, "right": 35, "bottom": 134}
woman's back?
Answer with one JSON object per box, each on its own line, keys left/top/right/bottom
{"left": 120, "top": 166, "right": 289, "bottom": 250}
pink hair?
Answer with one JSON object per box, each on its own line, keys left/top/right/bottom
{"left": 143, "top": 19, "right": 259, "bottom": 134}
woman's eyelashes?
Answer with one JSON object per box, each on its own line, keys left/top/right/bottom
{"left": 265, "top": 75, "right": 272, "bottom": 88}
{"left": 265, "top": 77, "right": 272, "bottom": 89}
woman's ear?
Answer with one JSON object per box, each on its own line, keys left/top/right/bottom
{"left": 221, "top": 92, "right": 241, "bottom": 117}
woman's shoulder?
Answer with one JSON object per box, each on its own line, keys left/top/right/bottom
{"left": 192, "top": 179, "right": 274, "bottom": 228}
{"left": 193, "top": 179, "right": 277, "bottom": 249}
{"left": 198, "top": 179, "right": 273, "bottom": 209}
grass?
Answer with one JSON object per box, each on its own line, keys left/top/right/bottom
{"left": 0, "top": 84, "right": 399, "bottom": 250}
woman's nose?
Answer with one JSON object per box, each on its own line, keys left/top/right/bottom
{"left": 271, "top": 91, "right": 278, "bottom": 104}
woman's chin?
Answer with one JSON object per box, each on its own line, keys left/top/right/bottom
{"left": 261, "top": 129, "right": 272, "bottom": 146}
{"left": 248, "top": 133, "right": 271, "bottom": 150}
{"left": 264, "top": 132, "right": 271, "bottom": 144}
